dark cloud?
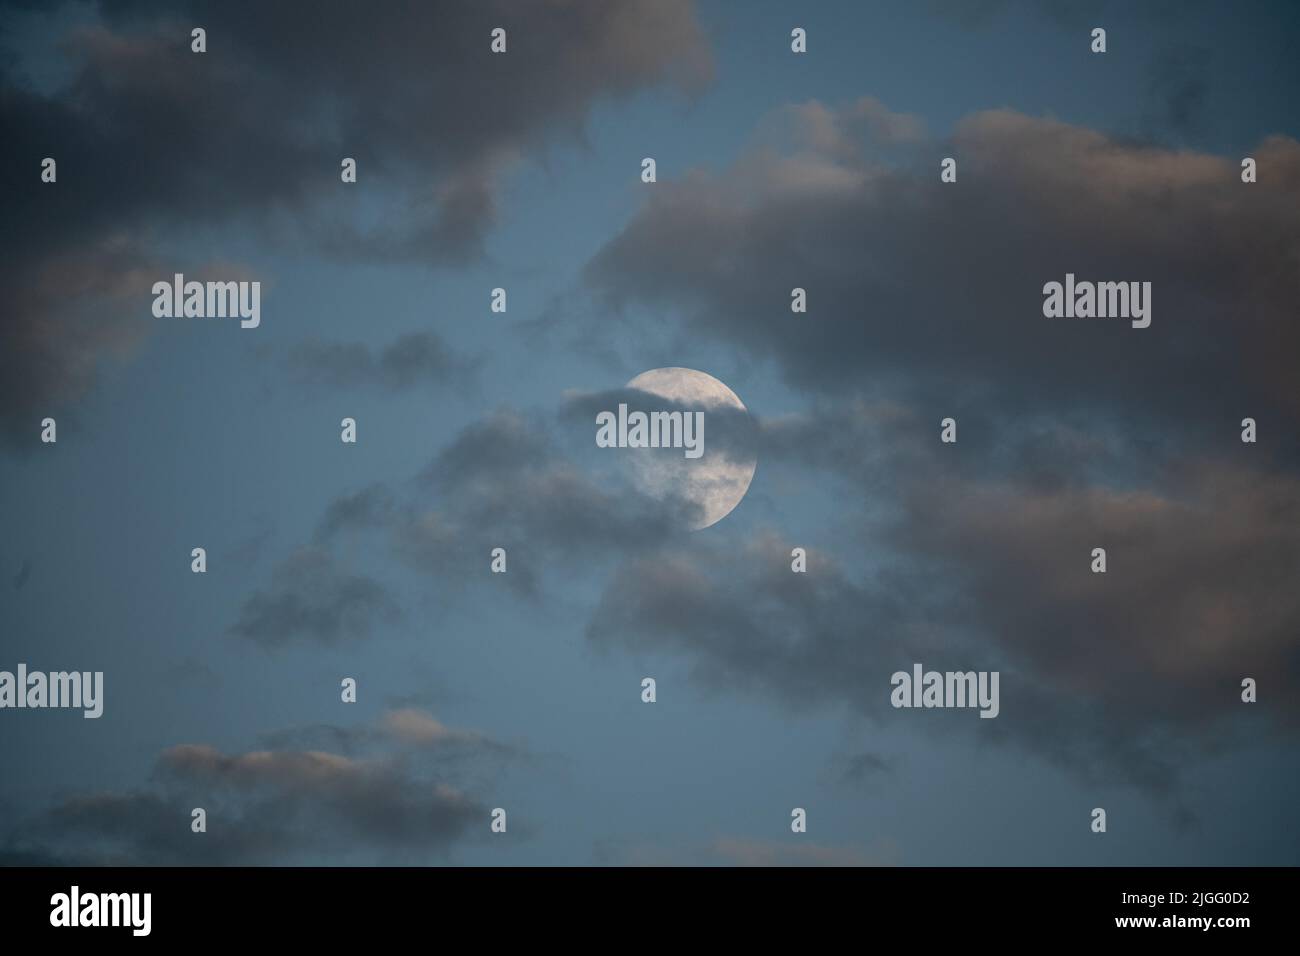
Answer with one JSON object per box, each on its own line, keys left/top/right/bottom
{"left": 0, "top": 237, "right": 161, "bottom": 447}
{"left": 402, "top": 409, "right": 705, "bottom": 557}
{"left": 764, "top": 401, "right": 1300, "bottom": 745}
{"left": 587, "top": 532, "right": 930, "bottom": 714}
{"left": 396, "top": 410, "right": 705, "bottom": 599}
{"left": 834, "top": 751, "right": 897, "bottom": 786}
{"left": 282, "top": 331, "right": 479, "bottom": 392}
{"left": 890, "top": 460, "right": 1300, "bottom": 724}
{"left": 0, "top": 0, "right": 712, "bottom": 444}
{"left": 585, "top": 414, "right": 1300, "bottom": 796}
{"left": 419, "top": 409, "right": 554, "bottom": 494}
{"left": 230, "top": 547, "right": 401, "bottom": 647}
{"left": 1, "top": 708, "right": 511, "bottom": 865}
{"left": 313, "top": 484, "right": 397, "bottom": 545}
{"left": 586, "top": 102, "right": 1300, "bottom": 440}
{"left": 237, "top": 405, "right": 702, "bottom": 644}
{"left": 579, "top": 99, "right": 1300, "bottom": 797}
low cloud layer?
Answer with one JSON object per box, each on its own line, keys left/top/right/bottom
{"left": 2, "top": 708, "right": 512, "bottom": 865}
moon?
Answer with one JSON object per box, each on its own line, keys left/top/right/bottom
{"left": 624, "top": 367, "right": 757, "bottom": 530}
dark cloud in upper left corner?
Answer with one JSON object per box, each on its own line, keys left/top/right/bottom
{"left": 0, "top": 0, "right": 713, "bottom": 445}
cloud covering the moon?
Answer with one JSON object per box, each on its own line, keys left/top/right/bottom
{"left": 621, "top": 367, "right": 758, "bottom": 530}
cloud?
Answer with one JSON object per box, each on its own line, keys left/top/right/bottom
{"left": 258, "top": 707, "right": 518, "bottom": 763}
{"left": 585, "top": 102, "right": 1300, "bottom": 439}
{"left": 403, "top": 409, "right": 710, "bottom": 556}
{"left": 0, "top": 0, "right": 712, "bottom": 444}
{"left": 281, "top": 332, "right": 479, "bottom": 392}
{"left": 230, "top": 547, "right": 401, "bottom": 647}
{"left": 0, "top": 238, "right": 162, "bottom": 447}
{"left": 890, "top": 458, "right": 1300, "bottom": 724}
{"left": 834, "top": 751, "right": 897, "bottom": 786}
{"left": 313, "top": 485, "right": 397, "bottom": 546}
{"left": 585, "top": 416, "right": 1300, "bottom": 796}
{"left": 1, "top": 709, "right": 512, "bottom": 864}
{"left": 587, "top": 532, "right": 924, "bottom": 713}
{"left": 762, "top": 402, "right": 1300, "bottom": 743}
{"left": 233, "top": 402, "right": 704, "bottom": 645}
{"left": 575, "top": 101, "right": 1300, "bottom": 800}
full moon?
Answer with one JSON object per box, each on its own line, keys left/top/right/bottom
{"left": 623, "top": 367, "right": 757, "bottom": 530}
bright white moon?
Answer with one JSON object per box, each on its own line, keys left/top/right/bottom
{"left": 624, "top": 367, "right": 757, "bottom": 530}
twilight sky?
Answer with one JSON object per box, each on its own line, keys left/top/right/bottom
{"left": 2, "top": 0, "right": 1298, "bottom": 866}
